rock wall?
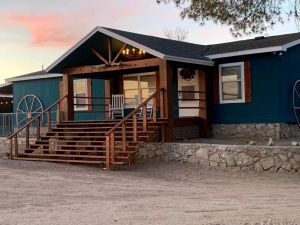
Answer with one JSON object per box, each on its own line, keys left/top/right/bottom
{"left": 139, "top": 143, "right": 300, "bottom": 172}
{"left": 212, "top": 123, "right": 300, "bottom": 140}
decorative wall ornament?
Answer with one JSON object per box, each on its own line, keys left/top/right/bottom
{"left": 179, "top": 68, "right": 195, "bottom": 81}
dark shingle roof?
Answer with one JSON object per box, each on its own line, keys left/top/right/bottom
{"left": 102, "top": 27, "right": 210, "bottom": 62}
{"left": 102, "top": 27, "right": 300, "bottom": 57}
{"left": 204, "top": 33, "right": 300, "bottom": 55}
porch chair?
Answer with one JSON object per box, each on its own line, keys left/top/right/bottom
{"left": 109, "top": 94, "right": 124, "bottom": 119}
{"left": 137, "top": 99, "right": 153, "bottom": 119}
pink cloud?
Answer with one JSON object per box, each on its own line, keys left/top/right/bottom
{"left": 2, "top": 12, "right": 81, "bottom": 48}
{"left": 0, "top": 3, "right": 143, "bottom": 48}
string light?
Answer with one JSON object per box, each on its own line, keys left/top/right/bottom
{"left": 122, "top": 48, "right": 146, "bottom": 59}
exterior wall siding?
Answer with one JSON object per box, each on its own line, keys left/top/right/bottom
{"left": 13, "top": 77, "right": 105, "bottom": 123}
{"left": 278, "top": 44, "right": 300, "bottom": 123}
{"left": 212, "top": 53, "right": 288, "bottom": 124}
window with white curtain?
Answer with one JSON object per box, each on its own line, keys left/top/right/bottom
{"left": 219, "top": 62, "right": 245, "bottom": 104}
{"left": 74, "top": 79, "right": 88, "bottom": 111}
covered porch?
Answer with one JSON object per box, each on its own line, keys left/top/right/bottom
{"left": 50, "top": 27, "right": 213, "bottom": 142}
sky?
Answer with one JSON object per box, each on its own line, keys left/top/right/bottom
{"left": 0, "top": 0, "right": 299, "bottom": 84}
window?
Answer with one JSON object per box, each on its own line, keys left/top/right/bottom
{"left": 74, "top": 79, "right": 89, "bottom": 111}
{"left": 219, "top": 62, "right": 245, "bottom": 103}
{"left": 123, "top": 73, "right": 156, "bottom": 108}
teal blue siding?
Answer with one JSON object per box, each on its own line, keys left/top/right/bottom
{"left": 13, "top": 77, "right": 105, "bottom": 122}
{"left": 277, "top": 44, "right": 300, "bottom": 123}
{"left": 75, "top": 79, "right": 105, "bottom": 120}
{"left": 13, "top": 78, "right": 61, "bottom": 114}
{"left": 212, "top": 45, "right": 300, "bottom": 124}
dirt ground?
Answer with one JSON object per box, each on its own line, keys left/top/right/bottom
{"left": 1, "top": 145, "right": 300, "bottom": 225}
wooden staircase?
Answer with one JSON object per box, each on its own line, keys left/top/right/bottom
{"left": 13, "top": 119, "right": 164, "bottom": 168}
{"left": 8, "top": 88, "right": 166, "bottom": 170}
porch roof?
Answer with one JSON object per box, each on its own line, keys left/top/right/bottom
{"left": 0, "top": 83, "right": 12, "bottom": 97}
{"left": 46, "top": 26, "right": 214, "bottom": 73}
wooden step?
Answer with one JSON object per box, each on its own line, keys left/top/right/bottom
{"left": 46, "top": 131, "right": 154, "bottom": 135}
{"left": 41, "top": 135, "right": 150, "bottom": 140}
{"left": 13, "top": 157, "right": 105, "bottom": 164}
{"left": 25, "top": 148, "right": 138, "bottom": 154}
{"left": 35, "top": 139, "right": 140, "bottom": 146}
{"left": 20, "top": 153, "right": 106, "bottom": 159}
{"left": 52, "top": 126, "right": 159, "bottom": 131}
{"left": 28, "top": 144, "right": 138, "bottom": 151}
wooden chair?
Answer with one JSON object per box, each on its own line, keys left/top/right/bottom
{"left": 109, "top": 94, "right": 124, "bottom": 119}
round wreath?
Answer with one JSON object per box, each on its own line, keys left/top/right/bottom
{"left": 179, "top": 68, "right": 195, "bottom": 81}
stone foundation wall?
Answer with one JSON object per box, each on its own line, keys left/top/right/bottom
{"left": 139, "top": 143, "right": 300, "bottom": 172}
{"left": 212, "top": 123, "right": 300, "bottom": 140}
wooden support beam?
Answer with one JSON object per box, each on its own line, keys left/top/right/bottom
{"left": 112, "top": 44, "right": 127, "bottom": 64}
{"left": 108, "top": 37, "right": 112, "bottom": 64}
{"left": 198, "top": 70, "right": 210, "bottom": 137}
{"left": 62, "top": 74, "right": 74, "bottom": 121}
{"left": 153, "top": 96, "right": 157, "bottom": 123}
{"left": 37, "top": 117, "right": 41, "bottom": 140}
{"left": 105, "top": 135, "right": 110, "bottom": 171}
{"left": 14, "top": 136, "right": 18, "bottom": 157}
{"left": 91, "top": 48, "right": 109, "bottom": 65}
{"left": 9, "top": 139, "right": 13, "bottom": 160}
{"left": 26, "top": 126, "right": 29, "bottom": 149}
{"left": 47, "top": 110, "right": 51, "bottom": 131}
{"left": 122, "top": 123, "right": 126, "bottom": 151}
{"left": 159, "top": 60, "right": 173, "bottom": 142}
{"left": 143, "top": 105, "right": 147, "bottom": 132}
{"left": 64, "top": 58, "right": 161, "bottom": 75}
{"left": 111, "top": 132, "right": 115, "bottom": 163}
{"left": 133, "top": 112, "right": 137, "bottom": 142}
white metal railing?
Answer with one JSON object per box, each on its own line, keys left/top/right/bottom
{"left": 0, "top": 111, "right": 58, "bottom": 137}
{"left": 0, "top": 113, "right": 16, "bottom": 137}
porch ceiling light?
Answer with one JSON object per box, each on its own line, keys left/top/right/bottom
{"left": 122, "top": 47, "right": 146, "bottom": 59}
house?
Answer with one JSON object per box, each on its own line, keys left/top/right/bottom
{"left": 6, "top": 26, "right": 300, "bottom": 169}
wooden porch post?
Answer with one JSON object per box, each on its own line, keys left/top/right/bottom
{"left": 159, "top": 60, "right": 173, "bottom": 142}
{"left": 199, "top": 70, "right": 210, "bottom": 138}
{"left": 62, "top": 74, "right": 74, "bottom": 121}
{"left": 105, "top": 80, "right": 111, "bottom": 119}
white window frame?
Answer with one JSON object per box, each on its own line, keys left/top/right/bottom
{"left": 74, "top": 79, "right": 89, "bottom": 111}
{"left": 219, "top": 62, "right": 245, "bottom": 104}
{"left": 123, "top": 72, "right": 156, "bottom": 108}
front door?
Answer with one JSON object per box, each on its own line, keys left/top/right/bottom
{"left": 177, "top": 68, "right": 200, "bottom": 117}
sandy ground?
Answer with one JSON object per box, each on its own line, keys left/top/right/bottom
{"left": 1, "top": 145, "right": 300, "bottom": 225}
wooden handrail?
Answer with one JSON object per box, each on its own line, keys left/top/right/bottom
{"left": 104, "top": 88, "right": 164, "bottom": 170}
{"left": 7, "top": 95, "right": 68, "bottom": 139}
{"left": 105, "top": 88, "right": 163, "bottom": 136}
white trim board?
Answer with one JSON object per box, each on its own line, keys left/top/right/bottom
{"left": 218, "top": 62, "right": 245, "bottom": 104}
{"left": 6, "top": 74, "right": 62, "bottom": 83}
{"left": 206, "top": 39, "right": 300, "bottom": 59}
{"left": 0, "top": 95, "right": 13, "bottom": 98}
{"left": 206, "top": 46, "right": 283, "bottom": 59}
{"left": 0, "top": 83, "right": 12, "bottom": 88}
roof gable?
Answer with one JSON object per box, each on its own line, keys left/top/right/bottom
{"left": 46, "top": 26, "right": 214, "bottom": 73}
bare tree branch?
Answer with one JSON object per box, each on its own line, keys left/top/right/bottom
{"left": 163, "top": 27, "right": 189, "bottom": 41}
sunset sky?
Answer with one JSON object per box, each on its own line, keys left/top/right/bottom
{"left": 0, "top": 0, "right": 299, "bottom": 84}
